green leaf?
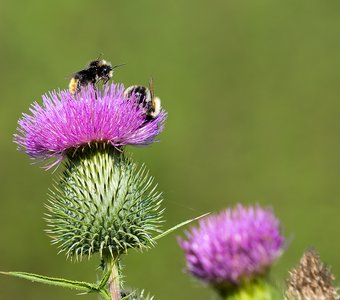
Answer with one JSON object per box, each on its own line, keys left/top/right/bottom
{"left": 154, "top": 212, "right": 210, "bottom": 241}
{"left": 0, "top": 271, "right": 96, "bottom": 292}
{"left": 98, "top": 268, "right": 112, "bottom": 290}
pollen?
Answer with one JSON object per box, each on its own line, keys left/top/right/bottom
{"left": 68, "top": 78, "right": 79, "bottom": 94}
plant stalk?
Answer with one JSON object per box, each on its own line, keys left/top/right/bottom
{"left": 108, "top": 259, "right": 121, "bottom": 300}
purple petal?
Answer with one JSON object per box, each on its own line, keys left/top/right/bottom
{"left": 14, "top": 83, "right": 167, "bottom": 166}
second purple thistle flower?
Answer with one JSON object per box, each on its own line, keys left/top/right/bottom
{"left": 178, "top": 205, "right": 285, "bottom": 289}
{"left": 14, "top": 83, "right": 167, "bottom": 166}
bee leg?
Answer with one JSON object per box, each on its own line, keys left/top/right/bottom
{"left": 76, "top": 80, "right": 81, "bottom": 94}
{"left": 93, "top": 81, "right": 99, "bottom": 90}
{"left": 91, "top": 81, "right": 99, "bottom": 99}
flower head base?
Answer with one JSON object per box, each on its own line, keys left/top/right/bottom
{"left": 46, "top": 144, "right": 163, "bottom": 260}
{"left": 15, "top": 83, "right": 166, "bottom": 167}
{"left": 178, "top": 204, "right": 284, "bottom": 293}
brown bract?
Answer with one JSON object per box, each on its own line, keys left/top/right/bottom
{"left": 285, "top": 249, "right": 339, "bottom": 300}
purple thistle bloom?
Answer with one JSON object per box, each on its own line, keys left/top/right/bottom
{"left": 14, "top": 83, "right": 166, "bottom": 167}
{"left": 178, "top": 204, "right": 284, "bottom": 288}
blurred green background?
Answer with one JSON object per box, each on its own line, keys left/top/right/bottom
{"left": 1, "top": 0, "right": 340, "bottom": 299}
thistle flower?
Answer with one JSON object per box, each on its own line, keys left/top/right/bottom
{"left": 285, "top": 249, "right": 339, "bottom": 300}
{"left": 178, "top": 204, "right": 284, "bottom": 296}
{"left": 11, "top": 80, "right": 167, "bottom": 300}
{"left": 14, "top": 83, "right": 166, "bottom": 167}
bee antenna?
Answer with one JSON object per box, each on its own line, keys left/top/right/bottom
{"left": 149, "top": 77, "right": 155, "bottom": 97}
{"left": 112, "top": 63, "right": 126, "bottom": 69}
{"left": 96, "top": 53, "right": 104, "bottom": 60}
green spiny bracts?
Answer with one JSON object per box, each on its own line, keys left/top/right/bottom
{"left": 46, "top": 143, "right": 163, "bottom": 260}
{"left": 220, "top": 279, "right": 283, "bottom": 300}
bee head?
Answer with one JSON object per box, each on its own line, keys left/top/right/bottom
{"left": 98, "top": 64, "right": 113, "bottom": 78}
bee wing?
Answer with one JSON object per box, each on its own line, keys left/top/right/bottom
{"left": 64, "top": 71, "right": 78, "bottom": 81}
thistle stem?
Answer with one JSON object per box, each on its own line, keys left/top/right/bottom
{"left": 108, "top": 258, "right": 121, "bottom": 300}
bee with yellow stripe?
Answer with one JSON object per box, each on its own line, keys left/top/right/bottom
{"left": 69, "top": 59, "right": 123, "bottom": 94}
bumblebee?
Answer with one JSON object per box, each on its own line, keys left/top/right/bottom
{"left": 69, "top": 59, "right": 123, "bottom": 94}
{"left": 124, "top": 78, "right": 161, "bottom": 120}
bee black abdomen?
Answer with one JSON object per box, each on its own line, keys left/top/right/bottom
{"left": 75, "top": 69, "right": 96, "bottom": 83}
{"left": 125, "top": 86, "right": 150, "bottom": 106}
